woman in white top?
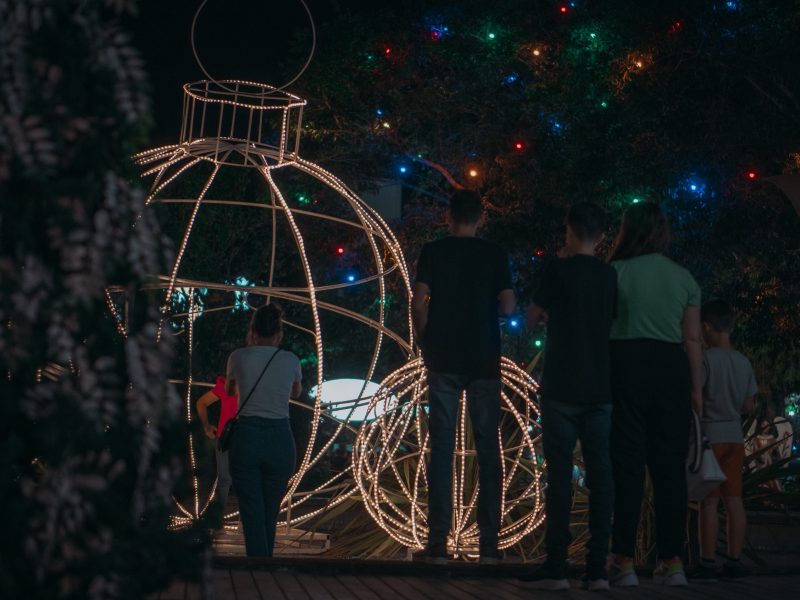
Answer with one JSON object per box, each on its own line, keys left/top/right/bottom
{"left": 225, "top": 304, "right": 302, "bottom": 557}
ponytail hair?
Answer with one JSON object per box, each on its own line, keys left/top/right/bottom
{"left": 249, "top": 303, "right": 283, "bottom": 340}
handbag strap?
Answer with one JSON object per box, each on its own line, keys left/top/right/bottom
{"left": 231, "top": 348, "right": 281, "bottom": 420}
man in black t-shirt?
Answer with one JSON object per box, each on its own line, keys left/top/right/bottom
{"left": 520, "top": 202, "right": 617, "bottom": 591}
{"left": 411, "top": 189, "right": 516, "bottom": 565}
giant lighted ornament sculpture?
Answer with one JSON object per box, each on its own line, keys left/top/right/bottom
{"left": 112, "top": 79, "right": 415, "bottom": 530}
{"left": 109, "top": 3, "right": 545, "bottom": 552}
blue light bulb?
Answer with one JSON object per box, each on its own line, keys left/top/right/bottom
{"left": 510, "top": 319, "right": 519, "bottom": 327}
{"left": 347, "top": 274, "right": 356, "bottom": 282}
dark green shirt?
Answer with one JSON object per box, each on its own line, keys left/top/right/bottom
{"left": 610, "top": 254, "right": 700, "bottom": 343}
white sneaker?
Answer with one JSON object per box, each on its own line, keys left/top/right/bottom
{"left": 608, "top": 558, "right": 639, "bottom": 587}
{"left": 653, "top": 559, "right": 688, "bottom": 586}
{"left": 583, "top": 577, "right": 610, "bottom": 592}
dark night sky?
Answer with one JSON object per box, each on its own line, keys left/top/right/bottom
{"left": 132, "top": 0, "right": 375, "bottom": 145}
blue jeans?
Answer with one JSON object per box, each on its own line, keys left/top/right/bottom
{"left": 426, "top": 371, "right": 502, "bottom": 548}
{"left": 229, "top": 417, "right": 295, "bottom": 557}
{"left": 541, "top": 399, "right": 613, "bottom": 573}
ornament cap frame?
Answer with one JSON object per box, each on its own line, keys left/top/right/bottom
{"left": 178, "top": 79, "right": 308, "bottom": 167}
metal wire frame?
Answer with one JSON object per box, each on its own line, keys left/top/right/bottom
{"left": 118, "top": 79, "right": 414, "bottom": 530}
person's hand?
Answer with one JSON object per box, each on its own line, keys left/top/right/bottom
{"left": 204, "top": 423, "right": 217, "bottom": 440}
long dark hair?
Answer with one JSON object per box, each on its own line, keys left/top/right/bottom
{"left": 607, "top": 201, "right": 670, "bottom": 262}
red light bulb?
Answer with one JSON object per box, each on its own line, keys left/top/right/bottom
{"left": 384, "top": 47, "right": 391, "bottom": 55}
{"left": 535, "top": 249, "right": 545, "bottom": 257}
{"left": 514, "top": 141, "right": 524, "bottom": 151}
{"left": 560, "top": 6, "right": 568, "bottom": 13}
{"left": 747, "top": 171, "right": 757, "bottom": 180}
{"left": 337, "top": 246, "right": 345, "bottom": 255}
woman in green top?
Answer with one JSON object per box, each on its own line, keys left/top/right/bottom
{"left": 606, "top": 202, "right": 703, "bottom": 588}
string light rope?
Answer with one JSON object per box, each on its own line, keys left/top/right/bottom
{"left": 352, "top": 358, "right": 545, "bottom": 554}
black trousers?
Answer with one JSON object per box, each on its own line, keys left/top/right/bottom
{"left": 609, "top": 339, "right": 691, "bottom": 560}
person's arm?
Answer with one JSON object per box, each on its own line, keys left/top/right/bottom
{"left": 411, "top": 281, "right": 431, "bottom": 341}
{"left": 291, "top": 381, "right": 303, "bottom": 399}
{"left": 528, "top": 259, "right": 555, "bottom": 330}
{"left": 498, "top": 289, "right": 516, "bottom": 317}
{"left": 196, "top": 391, "right": 221, "bottom": 440}
{"left": 225, "top": 353, "right": 237, "bottom": 397}
{"left": 682, "top": 305, "right": 704, "bottom": 415}
{"left": 291, "top": 358, "right": 303, "bottom": 400}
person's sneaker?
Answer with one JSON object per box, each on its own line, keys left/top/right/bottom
{"left": 608, "top": 557, "right": 639, "bottom": 587}
{"left": 478, "top": 543, "right": 502, "bottom": 566}
{"left": 688, "top": 561, "right": 719, "bottom": 583}
{"left": 722, "top": 559, "right": 747, "bottom": 579}
{"left": 411, "top": 543, "right": 448, "bottom": 566}
{"left": 581, "top": 576, "right": 610, "bottom": 592}
{"left": 518, "top": 562, "right": 570, "bottom": 591}
{"left": 653, "top": 558, "right": 688, "bottom": 586}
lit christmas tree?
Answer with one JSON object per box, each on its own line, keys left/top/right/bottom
{"left": 290, "top": 0, "right": 800, "bottom": 407}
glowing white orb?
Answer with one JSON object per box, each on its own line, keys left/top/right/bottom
{"left": 310, "top": 378, "right": 397, "bottom": 422}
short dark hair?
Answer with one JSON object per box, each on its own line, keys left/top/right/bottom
{"left": 250, "top": 303, "right": 283, "bottom": 338}
{"left": 448, "top": 189, "right": 483, "bottom": 224}
{"left": 701, "top": 299, "right": 736, "bottom": 333}
{"left": 567, "top": 202, "right": 607, "bottom": 241}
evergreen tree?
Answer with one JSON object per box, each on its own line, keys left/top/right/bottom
{"left": 0, "top": 1, "right": 204, "bottom": 597}
{"left": 290, "top": 0, "right": 800, "bottom": 406}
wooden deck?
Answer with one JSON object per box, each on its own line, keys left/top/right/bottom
{"left": 155, "top": 564, "right": 800, "bottom": 599}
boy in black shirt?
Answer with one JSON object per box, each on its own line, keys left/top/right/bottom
{"left": 520, "top": 202, "right": 617, "bottom": 591}
{"left": 411, "top": 189, "right": 516, "bottom": 565}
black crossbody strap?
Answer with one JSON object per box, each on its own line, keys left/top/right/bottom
{"left": 232, "top": 348, "right": 281, "bottom": 419}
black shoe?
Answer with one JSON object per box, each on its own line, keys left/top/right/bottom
{"left": 722, "top": 560, "right": 747, "bottom": 579}
{"left": 688, "top": 562, "right": 719, "bottom": 583}
{"left": 412, "top": 543, "right": 448, "bottom": 566}
{"left": 479, "top": 544, "right": 502, "bottom": 565}
{"left": 519, "top": 562, "right": 570, "bottom": 591}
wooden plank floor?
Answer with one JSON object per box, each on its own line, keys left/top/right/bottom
{"left": 155, "top": 570, "right": 800, "bottom": 599}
